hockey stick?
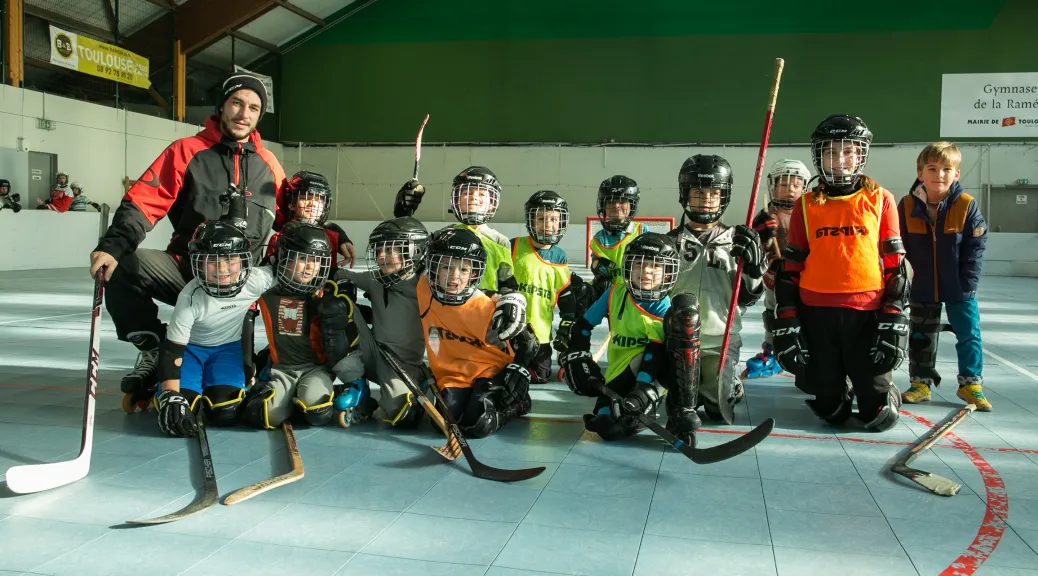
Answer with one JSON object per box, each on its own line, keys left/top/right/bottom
{"left": 716, "top": 58, "right": 785, "bottom": 425}
{"left": 5, "top": 205, "right": 110, "bottom": 494}
{"left": 413, "top": 113, "right": 429, "bottom": 180}
{"left": 891, "top": 404, "right": 976, "bottom": 496}
{"left": 377, "top": 343, "right": 545, "bottom": 482}
{"left": 124, "top": 417, "right": 219, "bottom": 525}
{"left": 223, "top": 422, "right": 304, "bottom": 505}
{"left": 590, "top": 380, "right": 774, "bottom": 464}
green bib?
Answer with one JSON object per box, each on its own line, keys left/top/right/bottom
{"left": 604, "top": 284, "right": 666, "bottom": 382}
{"left": 589, "top": 222, "right": 644, "bottom": 284}
{"left": 511, "top": 237, "right": 570, "bottom": 342}
{"left": 453, "top": 224, "right": 513, "bottom": 291}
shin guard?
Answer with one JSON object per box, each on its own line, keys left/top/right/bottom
{"left": 909, "top": 302, "right": 943, "bottom": 387}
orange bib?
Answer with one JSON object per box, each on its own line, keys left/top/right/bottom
{"left": 417, "top": 277, "right": 513, "bottom": 389}
{"left": 800, "top": 189, "right": 884, "bottom": 294}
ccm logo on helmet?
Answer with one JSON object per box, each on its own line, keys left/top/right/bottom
{"left": 815, "top": 226, "right": 869, "bottom": 239}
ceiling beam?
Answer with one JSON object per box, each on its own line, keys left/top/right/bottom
{"left": 102, "top": 0, "right": 118, "bottom": 41}
{"left": 176, "top": 0, "right": 280, "bottom": 55}
{"left": 23, "top": 4, "right": 118, "bottom": 43}
{"left": 228, "top": 30, "right": 280, "bottom": 54}
{"left": 140, "top": 0, "right": 175, "bottom": 10}
{"left": 276, "top": 0, "right": 324, "bottom": 27}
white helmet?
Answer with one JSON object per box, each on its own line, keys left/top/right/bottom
{"left": 71, "top": 182, "right": 83, "bottom": 191}
{"left": 766, "top": 159, "right": 810, "bottom": 210}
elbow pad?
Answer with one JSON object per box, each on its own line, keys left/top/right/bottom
{"left": 157, "top": 340, "right": 187, "bottom": 382}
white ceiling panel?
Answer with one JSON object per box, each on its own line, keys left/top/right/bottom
{"left": 290, "top": 0, "right": 359, "bottom": 20}
{"left": 193, "top": 36, "right": 268, "bottom": 69}
{"left": 238, "top": 7, "right": 317, "bottom": 47}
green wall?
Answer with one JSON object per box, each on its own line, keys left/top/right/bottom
{"left": 277, "top": 0, "right": 1035, "bottom": 144}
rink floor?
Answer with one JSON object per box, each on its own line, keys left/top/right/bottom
{"left": 2, "top": 267, "right": 1038, "bottom": 576}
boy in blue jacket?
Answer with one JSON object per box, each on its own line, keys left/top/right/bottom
{"left": 898, "top": 142, "right": 989, "bottom": 411}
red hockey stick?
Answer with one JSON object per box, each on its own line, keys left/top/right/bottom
{"left": 715, "top": 58, "right": 784, "bottom": 425}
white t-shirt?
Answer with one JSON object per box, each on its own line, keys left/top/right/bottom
{"left": 167, "top": 266, "right": 276, "bottom": 347}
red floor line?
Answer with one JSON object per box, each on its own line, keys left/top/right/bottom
{"left": 900, "top": 410, "right": 1008, "bottom": 576}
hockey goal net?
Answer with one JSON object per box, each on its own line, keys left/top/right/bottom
{"left": 585, "top": 216, "right": 677, "bottom": 266}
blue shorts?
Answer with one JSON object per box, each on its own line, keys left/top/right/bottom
{"left": 178, "top": 341, "right": 246, "bottom": 395}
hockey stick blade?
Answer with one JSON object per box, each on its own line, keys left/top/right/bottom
{"left": 223, "top": 422, "right": 304, "bottom": 505}
{"left": 377, "top": 343, "right": 544, "bottom": 482}
{"left": 5, "top": 267, "right": 106, "bottom": 494}
{"left": 592, "top": 380, "right": 774, "bottom": 464}
{"left": 124, "top": 420, "right": 218, "bottom": 525}
{"left": 413, "top": 113, "right": 429, "bottom": 180}
{"left": 891, "top": 404, "right": 976, "bottom": 497}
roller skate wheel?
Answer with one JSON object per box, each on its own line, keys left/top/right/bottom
{"left": 337, "top": 410, "right": 350, "bottom": 429}
{"left": 122, "top": 393, "right": 139, "bottom": 414}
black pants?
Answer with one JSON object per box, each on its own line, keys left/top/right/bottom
{"left": 528, "top": 343, "right": 553, "bottom": 382}
{"left": 105, "top": 249, "right": 191, "bottom": 341}
{"left": 440, "top": 378, "right": 496, "bottom": 426}
{"left": 800, "top": 306, "right": 893, "bottom": 417}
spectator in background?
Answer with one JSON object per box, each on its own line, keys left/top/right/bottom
{"left": 36, "top": 171, "right": 73, "bottom": 211}
{"left": 68, "top": 182, "right": 101, "bottom": 212}
{"left": 0, "top": 179, "right": 22, "bottom": 212}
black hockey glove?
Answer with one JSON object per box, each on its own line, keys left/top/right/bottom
{"left": 491, "top": 292, "right": 528, "bottom": 341}
{"left": 393, "top": 179, "right": 425, "bottom": 217}
{"left": 590, "top": 256, "right": 616, "bottom": 284}
{"left": 731, "top": 224, "right": 766, "bottom": 279}
{"left": 157, "top": 390, "right": 198, "bottom": 438}
{"left": 613, "top": 379, "right": 661, "bottom": 421}
{"left": 871, "top": 312, "right": 910, "bottom": 373}
{"left": 772, "top": 315, "right": 810, "bottom": 376}
{"left": 751, "top": 209, "right": 779, "bottom": 247}
{"left": 496, "top": 362, "right": 532, "bottom": 407}
{"left": 318, "top": 280, "right": 360, "bottom": 367}
{"left": 553, "top": 319, "right": 576, "bottom": 353}
{"left": 559, "top": 350, "right": 605, "bottom": 397}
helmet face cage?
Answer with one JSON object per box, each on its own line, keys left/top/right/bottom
{"left": 596, "top": 194, "right": 639, "bottom": 234}
{"left": 191, "top": 250, "right": 253, "bottom": 298}
{"left": 290, "top": 188, "right": 331, "bottom": 225}
{"left": 276, "top": 246, "right": 331, "bottom": 296}
{"left": 525, "top": 205, "right": 569, "bottom": 245}
{"left": 367, "top": 236, "right": 424, "bottom": 287}
{"left": 622, "top": 251, "right": 679, "bottom": 302}
{"left": 426, "top": 253, "right": 485, "bottom": 305}
{"left": 679, "top": 179, "right": 732, "bottom": 225}
{"left": 812, "top": 138, "right": 870, "bottom": 189}
{"left": 451, "top": 183, "right": 499, "bottom": 225}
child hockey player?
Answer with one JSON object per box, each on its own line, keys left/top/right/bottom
{"left": 774, "top": 114, "right": 909, "bottom": 431}
{"left": 558, "top": 233, "right": 701, "bottom": 447}
{"left": 511, "top": 191, "right": 576, "bottom": 382}
{"left": 898, "top": 142, "right": 989, "bottom": 410}
{"left": 395, "top": 167, "right": 512, "bottom": 291}
{"left": 744, "top": 159, "right": 811, "bottom": 380}
{"left": 243, "top": 221, "right": 353, "bottom": 429}
{"left": 418, "top": 226, "right": 537, "bottom": 437}
{"left": 0, "top": 179, "right": 21, "bottom": 212}
{"left": 68, "top": 182, "right": 101, "bottom": 212}
{"left": 329, "top": 216, "right": 433, "bottom": 428}
{"left": 586, "top": 175, "right": 647, "bottom": 302}
{"left": 153, "top": 216, "right": 278, "bottom": 437}
{"left": 667, "top": 155, "right": 767, "bottom": 421}
{"left": 267, "top": 171, "right": 353, "bottom": 268}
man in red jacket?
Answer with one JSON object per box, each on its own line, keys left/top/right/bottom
{"left": 88, "top": 72, "right": 288, "bottom": 397}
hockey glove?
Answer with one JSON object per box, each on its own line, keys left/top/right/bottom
{"left": 871, "top": 312, "right": 910, "bottom": 373}
{"left": 590, "top": 256, "right": 616, "bottom": 284}
{"left": 394, "top": 179, "right": 425, "bottom": 216}
{"left": 553, "top": 319, "right": 576, "bottom": 353}
{"left": 731, "top": 224, "right": 767, "bottom": 279}
{"left": 763, "top": 258, "right": 783, "bottom": 291}
{"left": 497, "top": 363, "right": 532, "bottom": 407}
{"left": 559, "top": 350, "right": 605, "bottom": 397}
{"left": 751, "top": 209, "right": 779, "bottom": 247}
{"left": 491, "top": 292, "right": 528, "bottom": 341}
{"left": 772, "top": 315, "right": 810, "bottom": 376}
{"left": 614, "top": 379, "right": 661, "bottom": 421}
{"left": 318, "top": 280, "right": 360, "bottom": 367}
{"left": 157, "top": 390, "right": 198, "bottom": 437}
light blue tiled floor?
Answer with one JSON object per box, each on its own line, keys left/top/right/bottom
{"left": 2, "top": 268, "right": 1038, "bottom": 575}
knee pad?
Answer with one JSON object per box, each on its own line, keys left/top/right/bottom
{"left": 384, "top": 392, "right": 424, "bottom": 428}
{"left": 908, "top": 302, "right": 943, "bottom": 386}
{"left": 461, "top": 393, "right": 500, "bottom": 438}
{"left": 201, "top": 385, "right": 245, "bottom": 426}
{"left": 243, "top": 381, "right": 278, "bottom": 429}
{"left": 294, "top": 393, "right": 334, "bottom": 426}
{"left": 806, "top": 392, "right": 853, "bottom": 425}
{"left": 863, "top": 385, "right": 901, "bottom": 431}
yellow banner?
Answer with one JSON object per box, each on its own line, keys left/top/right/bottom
{"left": 49, "top": 25, "right": 151, "bottom": 89}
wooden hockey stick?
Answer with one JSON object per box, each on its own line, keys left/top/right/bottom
{"left": 891, "top": 405, "right": 975, "bottom": 496}
{"left": 716, "top": 58, "right": 785, "bottom": 425}
{"left": 223, "top": 422, "right": 304, "bottom": 505}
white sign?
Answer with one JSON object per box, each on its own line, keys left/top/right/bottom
{"left": 234, "top": 65, "right": 275, "bottom": 113}
{"left": 941, "top": 73, "right": 1038, "bottom": 138}
{"left": 1017, "top": 195, "right": 1028, "bottom": 205}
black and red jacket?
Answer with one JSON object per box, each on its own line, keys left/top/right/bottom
{"left": 96, "top": 115, "right": 286, "bottom": 263}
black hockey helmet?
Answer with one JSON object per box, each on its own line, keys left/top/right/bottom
{"left": 678, "top": 155, "right": 733, "bottom": 225}
{"left": 810, "top": 114, "right": 873, "bottom": 192}
{"left": 283, "top": 170, "right": 332, "bottom": 224}
{"left": 525, "top": 190, "right": 569, "bottom": 246}
{"left": 274, "top": 221, "right": 333, "bottom": 296}
{"left": 451, "top": 166, "right": 501, "bottom": 225}
{"left": 596, "top": 175, "right": 640, "bottom": 234}
{"left": 621, "top": 233, "right": 680, "bottom": 302}
{"left": 0, "top": 179, "right": 9, "bottom": 193}
{"left": 367, "top": 216, "right": 430, "bottom": 288}
{"left": 188, "top": 219, "right": 253, "bottom": 297}
{"left": 425, "top": 226, "right": 487, "bottom": 306}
